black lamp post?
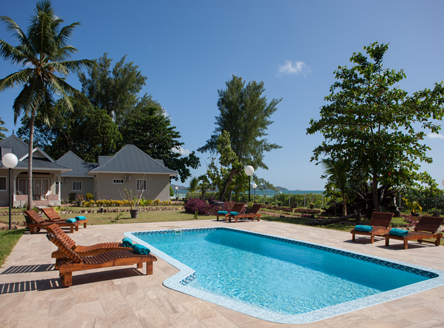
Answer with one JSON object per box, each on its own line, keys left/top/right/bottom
{"left": 244, "top": 165, "right": 254, "bottom": 202}
{"left": 2, "top": 153, "right": 18, "bottom": 230}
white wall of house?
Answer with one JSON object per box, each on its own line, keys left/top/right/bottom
{"left": 0, "top": 169, "right": 62, "bottom": 207}
{"left": 60, "top": 177, "right": 95, "bottom": 201}
{"left": 94, "top": 173, "right": 171, "bottom": 201}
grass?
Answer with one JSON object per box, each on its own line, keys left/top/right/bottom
{"left": 0, "top": 229, "right": 26, "bottom": 267}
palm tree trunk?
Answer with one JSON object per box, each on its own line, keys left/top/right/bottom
{"left": 372, "top": 172, "right": 379, "bottom": 211}
{"left": 342, "top": 193, "right": 347, "bottom": 216}
{"left": 218, "top": 168, "right": 239, "bottom": 201}
{"left": 27, "top": 108, "right": 36, "bottom": 210}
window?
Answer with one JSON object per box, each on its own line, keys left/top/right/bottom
{"left": 73, "top": 182, "right": 82, "bottom": 191}
{"left": 136, "top": 179, "right": 146, "bottom": 191}
{"left": 113, "top": 179, "right": 124, "bottom": 184}
{"left": 0, "top": 177, "right": 6, "bottom": 191}
{"left": 18, "top": 178, "right": 27, "bottom": 194}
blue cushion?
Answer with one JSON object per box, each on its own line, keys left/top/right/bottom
{"left": 66, "top": 218, "right": 76, "bottom": 223}
{"left": 389, "top": 228, "right": 409, "bottom": 237}
{"left": 218, "top": 211, "right": 228, "bottom": 215}
{"left": 76, "top": 216, "right": 86, "bottom": 221}
{"left": 354, "top": 225, "right": 373, "bottom": 232}
{"left": 230, "top": 211, "right": 239, "bottom": 216}
{"left": 132, "top": 244, "right": 150, "bottom": 255}
{"left": 122, "top": 237, "right": 133, "bottom": 247}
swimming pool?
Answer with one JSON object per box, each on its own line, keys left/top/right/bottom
{"left": 124, "top": 227, "right": 444, "bottom": 324}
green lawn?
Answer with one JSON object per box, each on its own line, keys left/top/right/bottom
{"left": 0, "top": 229, "right": 26, "bottom": 267}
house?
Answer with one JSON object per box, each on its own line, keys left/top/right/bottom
{"left": 56, "top": 145, "right": 178, "bottom": 201}
{"left": 0, "top": 135, "right": 178, "bottom": 207}
{"left": 0, "top": 135, "right": 71, "bottom": 207}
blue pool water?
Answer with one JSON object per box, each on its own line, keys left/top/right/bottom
{"left": 125, "top": 228, "right": 444, "bottom": 323}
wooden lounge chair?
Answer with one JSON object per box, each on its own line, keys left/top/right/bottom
{"left": 45, "top": 224, "right": 131, "bottom": 269}
{"left": 228, "top": 203, "right": 262, "bottom": 223}
{"left": 350, "top": 212, "right": 394, "bottom": 244}
{"left": 384, "top": 216, "right": 444, "bottom": 249}
{"left": 216, "top": 203, "right": 245, "bottom": 221}
{"left": 46, "top": 232, "right": 157, "bottom": 287}
{"left": 42, "top": 207, "right": 88, "bottom": 228}
{"left": 24, "top": 210, "right": 80, "bottom": 234}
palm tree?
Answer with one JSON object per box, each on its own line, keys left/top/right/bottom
{"left": 0, "top": 117, "right": 8, "bottom": 140}
{"left": 0, "top": 0, "right": 95, "bottom": 209}
{"left": 321, "top": 157, "right": 354, "bottom": 216}
{"left": 188, "top": 177, "right": 199, "bottom": 197}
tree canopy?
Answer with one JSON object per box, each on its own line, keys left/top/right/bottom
{"left": 17, "top": 97, "right": 122, "bottom": 163}
{"left": 119, "top": 107, "right": 200, "bottom": 182}
{"left": 0, "top": 0, "right": 94, "bottom": 208}
{"left": 198, "top": 75, "right": 282, "bottom": 170}
{"left": 78, "top": 53, "right": 158, "bottom": 125}
{"left": 307, "top": 42, "right": 444, "bottom": 210}
{"left": 0, "top": 118, "right": 8, "bottom": 140}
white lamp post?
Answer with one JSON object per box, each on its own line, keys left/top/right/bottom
{"left": 245, "top": 165, "right": 254, "bottom": 202}
{"left": 175, "top": 186, "right": 178, "bottom": 200}
{"left": 2, "top": 153, "right": 18, "bottom": 230}
{"left": 252, "top": 183, "right": 257, "bottom": 203}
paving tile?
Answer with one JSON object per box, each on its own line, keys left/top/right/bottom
{"left": 15, "top": 312, "right": 48, "bottom": 328}
{"left": 167, "top": 311, "right": 207, "bottom": 328}
{"left": 181, "top": 299, "right": 222, "bottom": 320}
{"left": 73, "top": 286, "right": 100, "bottom": 304}
{"left": 76, "top": 300, "right": 106, "bottom": 320}
{"left": 151, "top": 292, "right": 187, "bottom": 316}
{"left": 201, "top": 315, "right": 240, "bottom": 328}
{"left": 48, "top": 312, "right": 78, "bottom": 328}
{"left": 105, "top": 306, "right": 141, "bottom": 327}
{"left": 48, "top": 293, "right": 76, "bottom": 317}
{"left": 78, "top": 317, "right": 111, "bottom": 328}
{"left": 133, "top": 306, "right": 173, "bottom": 328}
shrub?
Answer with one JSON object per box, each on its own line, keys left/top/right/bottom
{"left": 85, "top": 193, "right": 94, "bottom": 201}
{"left": 184, "top": 198, "right": 217, "bottom": 215}
{"left": 154, "top": 199, "right": 160, "bottom": 206}
{"left": 68, "top": 192, "right": 76, "bottom": 203}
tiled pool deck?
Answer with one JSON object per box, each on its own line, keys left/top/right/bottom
{"left": 1, "top": 219, "right": 444, "bottom": 328}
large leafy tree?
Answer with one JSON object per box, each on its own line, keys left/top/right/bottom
{"left": 202, "top": 131, "right": 249, "bottom": 201}
{"left": 0, "top": 118, "right": 8, "bottom": 140}
{"left": 198, "top": 75, "right": 282, "bottom": 170}
{"left": 120, "top": 107, "right": 200, "bottom": 182}
{"left": 0, "top": 0, "right": 95, "bottom": 208}
{"left": 78, "top": 53, "right": 153, "bottom": 125}
{"left": 17, "top": 97, "right": 122, "bottom": 163}
{"left": 307, "top": 42, "right": 444, "bottom": 211}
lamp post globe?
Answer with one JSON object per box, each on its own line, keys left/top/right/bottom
{"left": 2, "top": 153, "right": 18, "bottom": 168}
{"left": 2, "top": 153, "right": 18, "bottom": 230}
{"left": 252, "top": 183, "right": 257, "bottom": 203}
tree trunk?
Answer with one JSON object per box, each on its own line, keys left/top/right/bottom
{"left": 27, "top": 108, "right": 36, "bottom": 210}
{"left": 218, "top": 167, "right": 239, "bottom": 201}
{"left": 372, "top": 173, "right": 379, "bottom": 211}
{"left": 342, "top": 196, "right": 347, "bottom": 216}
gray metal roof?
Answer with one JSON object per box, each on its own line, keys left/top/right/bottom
{"left": 56, "top": 151, "right": 97, "bottom": 177}
{"left": 89, "top": 144, "right": 178, "bottom": 176}
{"left": 0, "top": 135, "right": 30, "bottom": 159}
{"left": 98, "top": 156, "right": 112, "bottom": 166}
{"left": 15, "top": 157, "right": 71, "bottom": 171}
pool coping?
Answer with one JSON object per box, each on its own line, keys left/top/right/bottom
{"left": 124, "top": 227, "right": 444, "bottom": 324}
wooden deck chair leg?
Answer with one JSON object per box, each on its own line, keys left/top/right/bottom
{"left": 137, "top": 263, "right": 143, "bottom": 269}
{"left": 385, "top": 238, "right": 390, "bottom": 246}
{"left": 69, "top": 226, "right": 74, "bottom": 233}
{"left": 60, "top": 272, "right": 73, "bottom": 287}
{"left": 352, "top": 233, "right": 355, "bottom": 242}
{"left": 83, "top": 222, "right": 87, "bottom": 228}
{"left": 435, "top": 235, "right": 441, "bottom": 246}
{"left": 146, "top": 262, "right": 153, "bottom": 275}
{"left": 370, "top": 235, "right": 375, "bottom": 244}
{"left": 404, "top": 240, "right": 409, "bottom": 249}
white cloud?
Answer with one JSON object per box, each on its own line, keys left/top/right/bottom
{"left": 277, "top": 60, "right": 311, "bottom": 76}
{"left": 171, "top": 146, "right": 191, "bottom": 156}
{"left": 427, "top": 133, "right": 444, "bottom": 139}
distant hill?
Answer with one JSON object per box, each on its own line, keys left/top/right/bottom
{"left": 171, "top": 184, "right": 188, "bottom": 191}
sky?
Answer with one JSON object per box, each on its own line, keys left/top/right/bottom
{"left": 1, "top": 0, "right": 444, "bottom": 190}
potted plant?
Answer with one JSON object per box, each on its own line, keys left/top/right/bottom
{"left": 309, "top": 202, "right": 315, "bottom": 209}
{"left": 403, "top": 198, "right": 422, "bottom": 216}
{"left": 76, "top": 195, "right": 84, "bottom": 207}
{"left": 122, "top": 188, "right": 144, "bottom": 218}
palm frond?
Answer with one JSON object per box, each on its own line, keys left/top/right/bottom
{"left": 54, "top": 22, "right": 80, "bottom": 51}
{"left": 12, "top": 79, "right": 45, "bottom": 122}
{"left": 0, "top": 40, "right": 28, "bottom": 65}
{"left": 0, "top": 69, "right": 32, "bottom": 91}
